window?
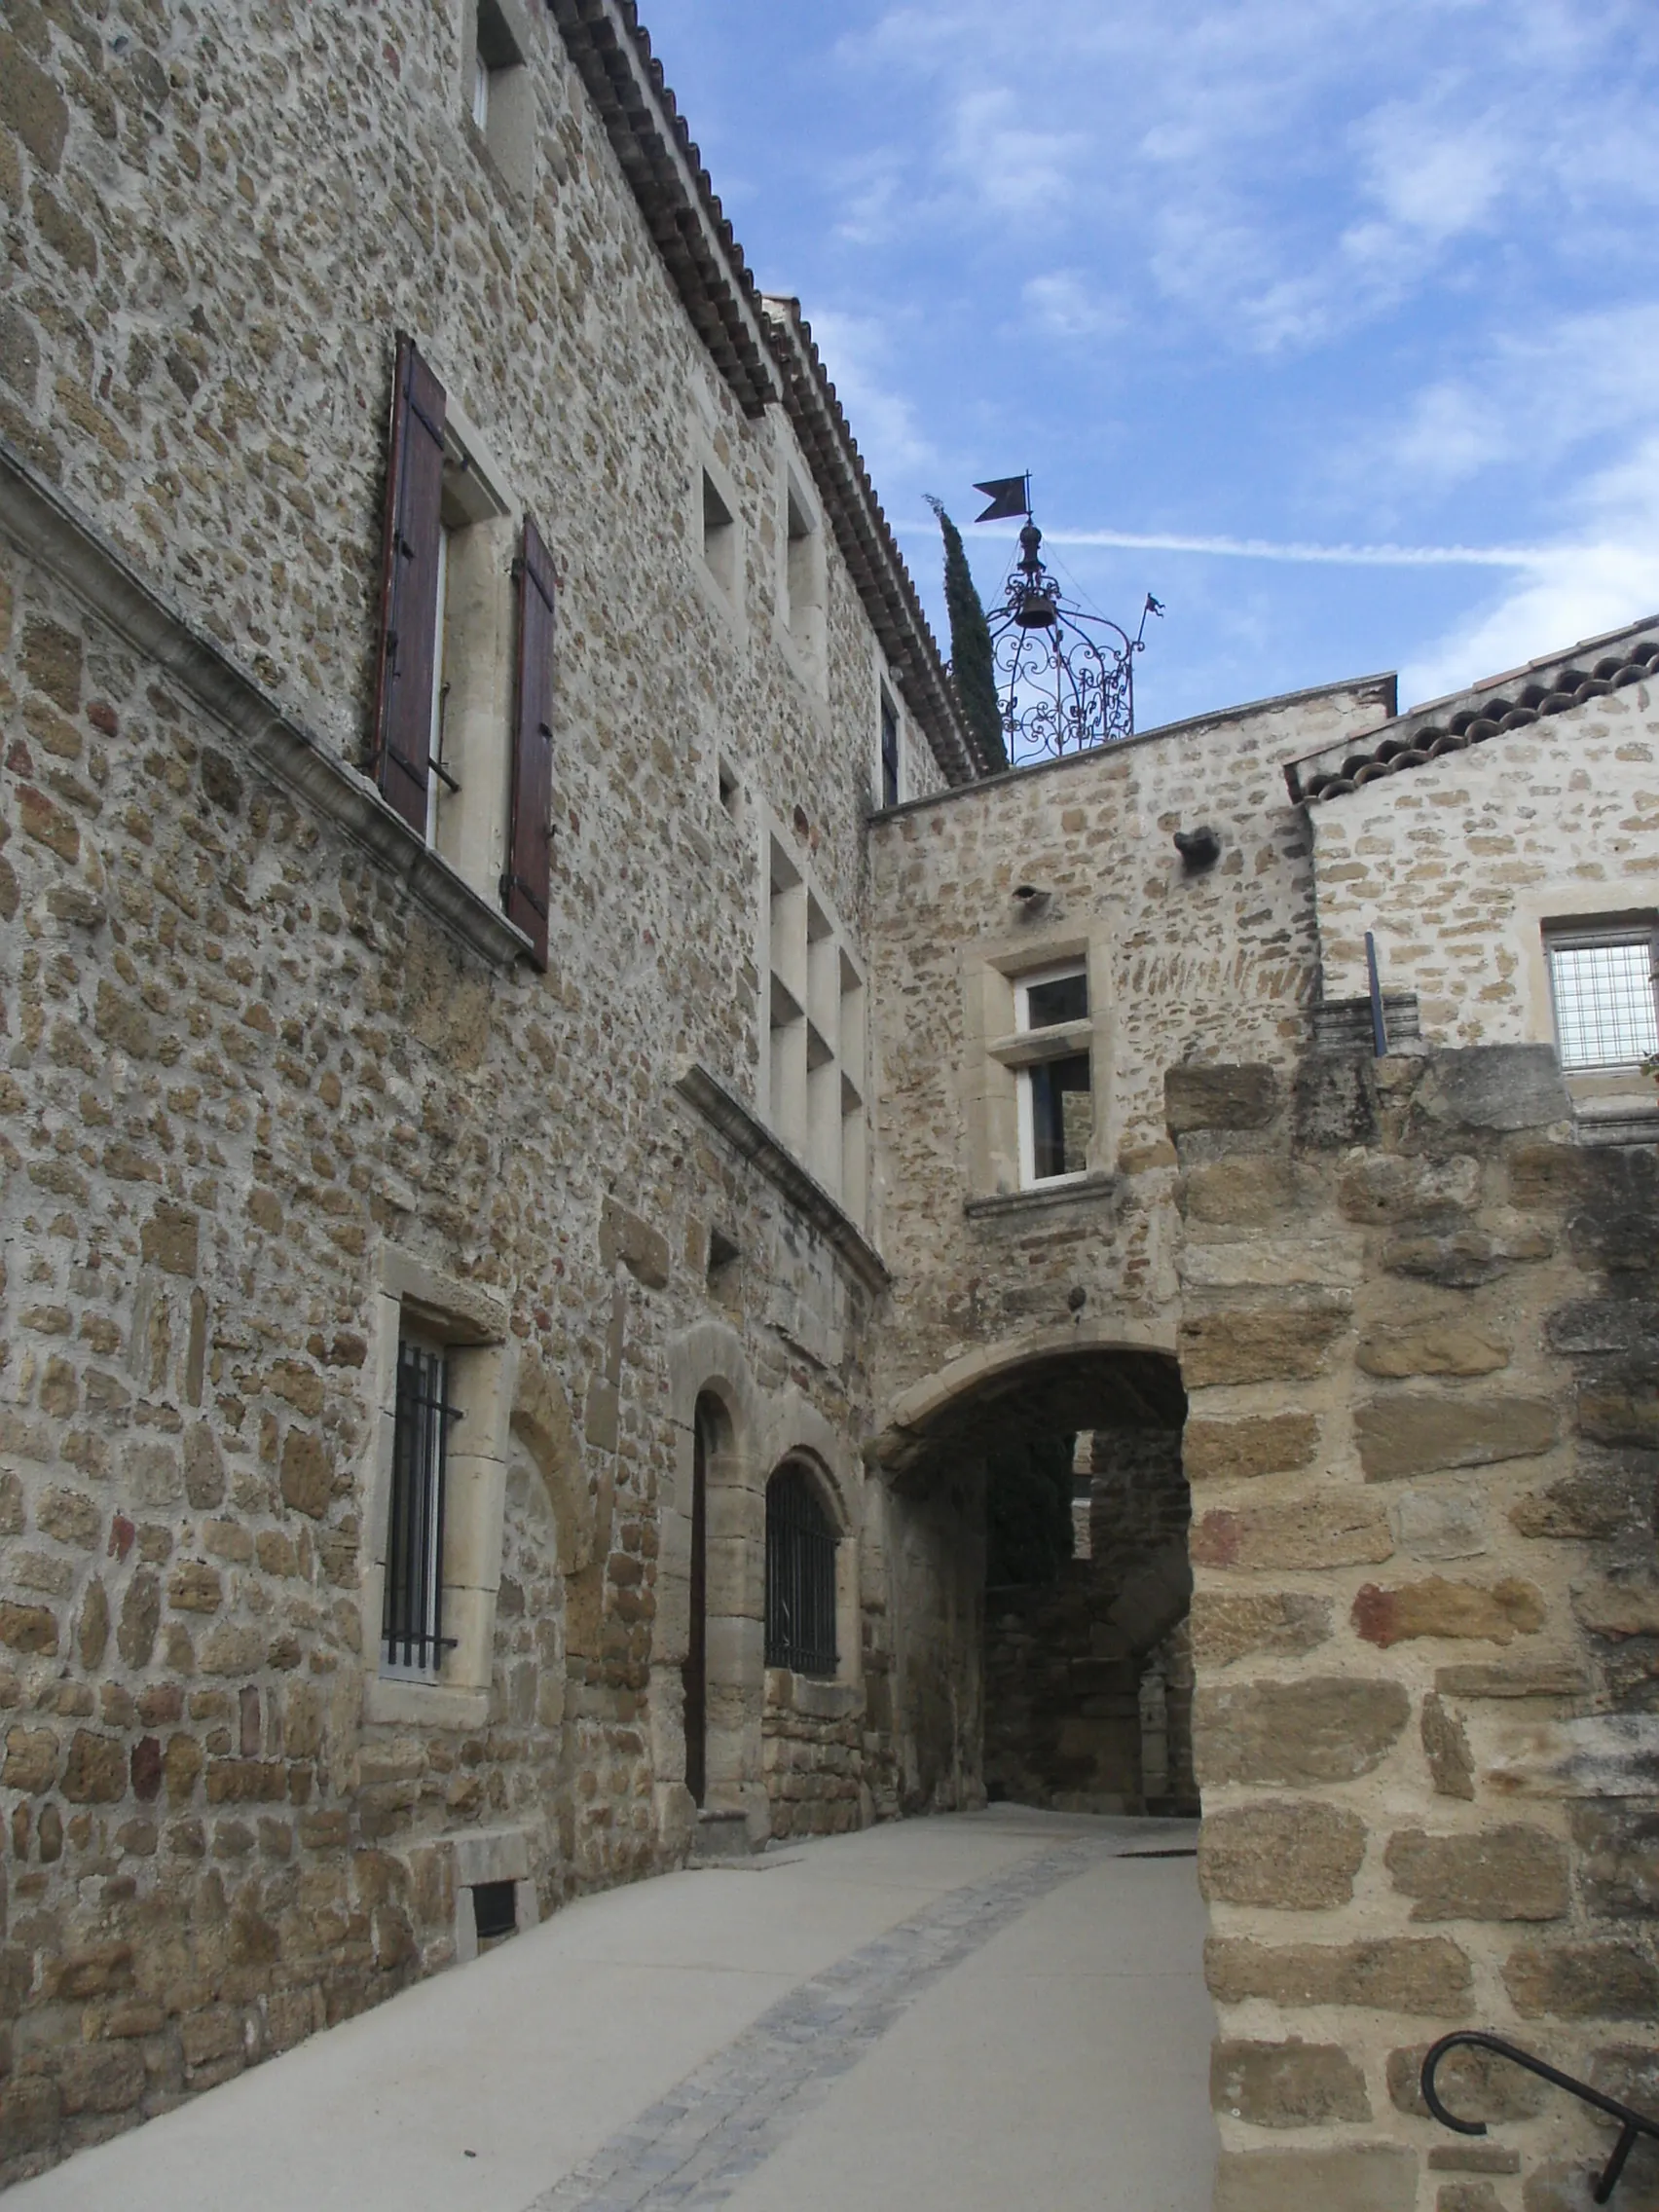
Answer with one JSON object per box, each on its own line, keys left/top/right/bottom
{"left": 764, "top": 1463, "right": 838, "bottom": 1677}
{"left": 879, "top": 687, "right": 901, "bottom": 810}
{"left": 1545, "top": 923, "right": 1659, "bottom": 1072}
{"left": 362, "top": 1254, "right": 512, "bottom": 1729}
{"left": 470, "top": 1879, "right": 517, "bottom": 1943}
{"left": 781, "top": 468, "right": 826, "bottom": 688}
{"left": 702, "top": 470, "right": 737, "bottom": 596}
{"left": 464, "top": 0, "right": 533, "bottom": 202}
{"left": 371, "top": 336, "right": 554, "bottom": 967}
{"left": 1014, "top": 962, "right": 1092, "bottom": 1184}
{"left": 761, "top": 822, "right": 868, "bottom": 1223}
{"left": 382, "top": 1335, "right": 459, "bottom": 1677}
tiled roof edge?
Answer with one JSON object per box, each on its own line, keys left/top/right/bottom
{"left": 1285, "top": 611, "right": 1659, "bottom": 806}
{"left": 548, "top": 0, "right": 779, "bottom": 418}
{"left": 761, "top": 297, "right": 984, "bottom": 787}
{"left": 870, "top": 670, "right": 1400, "bottom": 822}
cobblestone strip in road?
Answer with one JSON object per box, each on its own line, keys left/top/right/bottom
{"left": 525, "top": 1838, "right": 1109, "bottom": 2212}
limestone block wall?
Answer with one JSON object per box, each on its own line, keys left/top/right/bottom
{"left": 866, "top": 677, "right": 1393, "bottom": 1413}
{"left": 1308, "top": 688, "right": 1659, "bottom": 1051}
{"left": 760, "top": 1671, "right": 865, "bottom": 1839}
{"left": 1177, "top": 1047, "right": 1658, "bottom": 2212}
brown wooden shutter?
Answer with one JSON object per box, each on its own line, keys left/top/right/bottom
{"left": 370, "top": 334, "right": 447, "bottom": 835}
{"left": 505, "top": 513, "right": 556, "bottom": 969}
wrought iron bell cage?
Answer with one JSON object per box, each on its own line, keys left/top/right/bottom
{"left": 984, "top": 486, "right": 1161, "bottom": 765}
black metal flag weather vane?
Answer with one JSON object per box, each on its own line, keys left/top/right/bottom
{"left": 968, "top": 471, "right": 1161, "bottom": 762}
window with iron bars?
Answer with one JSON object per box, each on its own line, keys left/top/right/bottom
{"left": 764, "top": 1462, "right": 838, "bottom": 1677}
{"left": 382, "top": 1337, "right": 461, "bottom": 1676}
{"left": 1544, "top": 923, "right": 1659, "bottom": 1072}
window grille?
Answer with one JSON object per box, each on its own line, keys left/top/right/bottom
{"left": 765, "top": 1463, "right": 838, "bottom": 1677}
{"left": 1545, "top": 928, "right": 1659, "bottom": 1071}
{"left": 383, "top": 1339, "right": 460, "bottom": 1674}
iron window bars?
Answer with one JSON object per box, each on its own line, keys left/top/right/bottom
{"left": 1545, "top": 926, "right": 1659, "bottom": 1072}
{"left": 765, "top": 1463, "right": 838, "bottom": 1677}
{"left": 382, "top": 1338, "right": 461, "bottom": 1675}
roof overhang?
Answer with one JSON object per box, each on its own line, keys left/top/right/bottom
{"left": 549, "top": 0, "right": 779, "bottom": 419}
{"left": 1286, "top": 613, "right": 1659, "bottom": 807}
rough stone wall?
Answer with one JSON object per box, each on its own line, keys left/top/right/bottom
{"left": 866, "top": 679, "right": 1393, "bottom": 1408}
{"left": 0, "top": 0, "right": 933, "bottom": 2177}
{"left": 1309, "top": 689, "right": 1659, "bottom": 1046}
{"left": 0, "top": 528, "right": 896, "bottom": 2178}
{"left": 760, "top": 1671, "right": 865, "bottom": 1839}
{"left": 1178, "top": 1046, "right": 1659, "bottom": 2212}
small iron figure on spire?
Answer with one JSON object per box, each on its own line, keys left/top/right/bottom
{"left": 972, "top": 474, "right": 1161, "bottom": 762}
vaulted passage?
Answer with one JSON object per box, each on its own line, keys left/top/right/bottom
{"left": 868, "top": 1343, "right": 1195, "bottom": 1823}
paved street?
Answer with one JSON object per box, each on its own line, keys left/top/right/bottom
{"left": 15, "top": 1809, "right": 1216, "bottom": 2212}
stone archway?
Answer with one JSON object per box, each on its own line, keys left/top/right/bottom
{"left": 660, "top": 1324, "right": 768, "bottom": 1854}
{"left": 867, "top": 1333, "right": 1193, "bottom": 1820}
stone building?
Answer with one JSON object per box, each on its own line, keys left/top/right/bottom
{"left": 1, "top": 1, "right": 1656, "bottom": 2203}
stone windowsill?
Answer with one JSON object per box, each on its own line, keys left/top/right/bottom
{"left": 673, "top": 1061, "right": 890, "bottom": 1294}
{"left": 0, "top": 439, "right": 534, "bottom": 976}
{"left": 363, "top": 1675, "right": 490, "bottom": 1730}
{"left": 764, "top": 1668, "right": 865, "bottom": 1721}
{"left": 964, "top": 1172, "right": 1118, "bottom": 1222}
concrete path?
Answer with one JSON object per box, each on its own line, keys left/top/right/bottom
{"left": 15, "top": 1808, "right": 1216, "bottom": 2212}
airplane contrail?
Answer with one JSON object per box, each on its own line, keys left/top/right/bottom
{"left": 897, "top": 521, "right": 1549, "bottom": 570}
{"left": 1037, "top": 529, "right": 1547, "bottom": 569}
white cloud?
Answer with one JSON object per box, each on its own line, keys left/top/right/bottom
{"left": 802, "top": 308, "right": 938, "bottom": 487}
{"left": 838, "top": 0, "right": 1659, "bottom": 357}
{"left": 1401, "top": 435, "right": 1659, "bottom": 702}
{"left": 1021, "top": 272, "right": 1126, "bottom": 344}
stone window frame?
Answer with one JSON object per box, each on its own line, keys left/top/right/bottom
{"left": 774, "top": 443, "right": 829, "bottom": 701}
{"left": 870, "top": 647, "right": 911, "bottom": 810}
{"left": 424, "top": 389, "right": 523, "bottom": 915}
{"left": 459, "top": 0, "right": 536, "bottom": 207}
{"left": 758, "top": 1414, "right": 863, "bottom": 1724}
{"left": 1510, "top": 888, "right": 1659, "bottom": 1129}
{"left": 755, "top": 802, "right": 869, "bottom": 1226}
{"left": 687, "top": 431, "right": 748, "bottom": 645}
{"left": 961, "top": 925, "right": 1115, "bottom": 1198}
{"left": 360, "top": 1251, "right": 514, "bottom": 1730}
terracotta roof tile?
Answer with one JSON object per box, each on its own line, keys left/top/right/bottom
{"left": 1284, "top": 613, "right": 1659, "bottom": 806}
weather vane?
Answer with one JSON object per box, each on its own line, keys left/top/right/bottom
{"left": 973, "top": 474, "right": 1161, "bottom": 763}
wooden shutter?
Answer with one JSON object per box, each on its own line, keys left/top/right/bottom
{"left": 370, "top": 334, "right": 447, "bottom": 835}
{"left": 505, "top": 513, "right": 556, "bottom": 968}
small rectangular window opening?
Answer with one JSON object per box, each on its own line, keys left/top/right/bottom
{"left": 468, "top": 0, "right": 531, "bottom": 199}
{"left": 879, "top": 688, "right": 900, "bottom": 809}
{"left": 1014, "top": 962, "right": 1092, "bottom": 1185}
{"left": 1546, "top": 927, "right": 1659, "bottom": 1072}
{"left": 703, "top": 472, "right": 737, "bottom": 596}
{"left": 471, "top": 1879, "right": 517, "bottom": 1942}
{"left": 718, "top": 758, "right": 741, "bottom": 818}
{"left": 382, "top": 1336, "right": 461, "bottom": 1677}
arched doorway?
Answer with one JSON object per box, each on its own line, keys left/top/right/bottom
{"left": 682, "top": 1392, "right": 719, "bottom": 1809}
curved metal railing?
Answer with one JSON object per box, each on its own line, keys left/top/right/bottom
{"left": 1421, "top": 2032, "right": 1659, "bottom": 2205}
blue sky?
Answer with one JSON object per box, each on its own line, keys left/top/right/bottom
{"left": 645, "top": 0, "right": 1659, "bottom": 733}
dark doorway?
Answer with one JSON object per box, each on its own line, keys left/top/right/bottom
{"left": 684, "top": 1394, "right": 715, "bottom": 1807}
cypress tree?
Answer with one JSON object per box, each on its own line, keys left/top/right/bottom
{"left": 928, "top": 498, "right": 1008, "bottom": 772}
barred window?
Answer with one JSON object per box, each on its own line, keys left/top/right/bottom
{"left": 382, "top": 1336, "right": 460, "bottom": 1676}
{"left": 1545, "top": 925, "right": 1659, "bottom": 1072}
{"left": 764, "top": 1462, "right": 838, "bottom": 1677}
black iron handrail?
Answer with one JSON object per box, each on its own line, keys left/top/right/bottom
{"left": 1421, "top": 2032, "right": 1659, "bottom": 2205}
